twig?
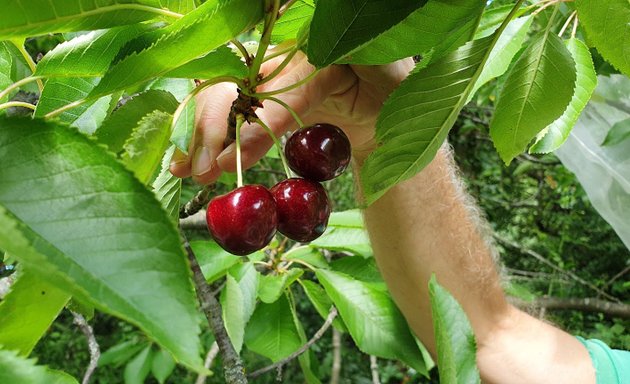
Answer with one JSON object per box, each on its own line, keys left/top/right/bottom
{"left": 195, "top": 342, "right": 220, "bottom": 384}
{"left": 183, "top": 236, "right": 248, "bottom": 384}
{"left": 370, "top": 356, "right": 381, "bottom": 384}
{"left": 602, "top": 265, "right": 630, "bottom": 292}
{"left": 494, "top": 235, "right": 620, "bottom": 302}
{"left": 71, "top": 311, "right": 100, "bottom": 384}
{"left": 511, "top": 297, "right": 630, "bottom": 319}
{"left": 330, "top": 329, "right": 341, "bottom": 384}
{"left": 180, "top": 184, "right": 216, "bottom": 219}
{"left": 248, "top": 307, "right": 338, "bottom": 378}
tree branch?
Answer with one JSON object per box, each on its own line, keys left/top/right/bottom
{"left": 183, "top": 236, "right": 248, "bottom": 384}
{"left": 180, "top": 185, "right": 215, "bottom": 219}
{"left": 370, "top": 355, "right": 381, "bottom": 384}
{"left": 330, "top": 329, "right": 341, "bottom": 384}
{"left": 248, "top": 307, "right": 338, "bottom": 379}
{"left": 195, "top": 342, "right": 220, "bottom": 384}
{"left": 71, "top": 311, "right": 100, "bottom": 384}
{"left": 494, "top": 235, "right": 620, "bottom": 302}
{"left": 512, "top": 297, "right": 630, "bottom": 319}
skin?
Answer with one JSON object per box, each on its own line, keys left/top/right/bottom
{"left": 170, "top": 51, "right": 596, "bottom": 384}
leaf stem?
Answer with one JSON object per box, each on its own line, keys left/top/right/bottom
{"left": 0, "top": 101, "right": 36, "bottom": 111}
{"left": 258, "top": 47, "right": 299, "bottom": 85}
{"left": 248, "top": 0, "right": 281, "bottom": 87}
{"left": 558, "top": 11, "right": 577, "bottom": 37}
{"left": 235, "top": 114, "right": 245, "bottom": 188}
{"left": 253, "top": 117, "right": 291, "bottom": 179}
{"left": 260, "top": 96, "right": 304, "bottom": 127}
{"left": 263, "top": 44, "right": 295, "bottom": 63}
{"left": 10, "top": 40, "right": 44, "bottom": 92}
{"left": 0, "top": 76, "right": 43, "bottom": 101}
{"left": 44, "top": 98, "right": 88, "bottom": 119}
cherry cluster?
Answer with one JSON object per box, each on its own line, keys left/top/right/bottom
{"left": 206, "top": 123, "right": 351, "bottom": 255}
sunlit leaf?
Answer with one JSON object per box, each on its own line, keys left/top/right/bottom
{"left": 0, "top": 350, "right": 78, "bottom": 384}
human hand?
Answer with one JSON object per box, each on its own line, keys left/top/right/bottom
{"left": 169, "top": 50, "right": 413, "bottom": 184}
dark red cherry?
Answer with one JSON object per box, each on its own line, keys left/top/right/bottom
{"left": 285, "top": 123, "right": 351, "bottom": 181}
{"left": 271, "top": 178, "right": 331, "bottom": 242}
{"left": 206, "top": 185, "right": 277, "bottom": 256}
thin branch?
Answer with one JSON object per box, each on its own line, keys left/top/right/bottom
{"left": 370, "top": 356, "right": 381, "bottom": 384}
{"left": 511, "top": 297, "right": 630, "bottom": 319}
{"left": 494, "top": 235, "right": 620, "bottom": 302}
{"left": 183, "top": 236, "right": 248, "bottom": 384}
{"left": 602, "top": 265, "right": 630, "bottom": 291}
{"left": 71, "top": 312, "right": 100, "bottom": 384}
{"left": 180, "top": 184, "right": 216, "bottom": 219}
{"left": 195, "top": 342, "right": 220, "bottom": 384}
{"left": 248, "top": 307, "right": 338, "bottom": 379}
{"left": 330, "top": 329, "right": 341, "bottom": 384}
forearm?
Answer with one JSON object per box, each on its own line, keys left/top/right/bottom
{"left": 354, "top": 144, "right": 595, "bottom": 384}
{"left": 355, "top": 145, "right": 509, "bottom": 355}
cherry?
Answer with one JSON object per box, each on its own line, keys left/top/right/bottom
{"left": 271, "top": 178, "right": 331, "bottom": 242}
{"left": 285, "top": 123, "right": 351, "bottom": 181}
{"left": 206, "top": 185, "right": 278, "bottom": 256}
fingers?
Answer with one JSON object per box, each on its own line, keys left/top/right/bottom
{"left": 169, "top": 82, "right": 238, "bottom": 184}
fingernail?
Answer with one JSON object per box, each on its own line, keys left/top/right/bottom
{"left": 216, "top": 144, "right": 235, "bottom": 162}
{"left": 192, "top": 146, "right": 213, "bottom": 176}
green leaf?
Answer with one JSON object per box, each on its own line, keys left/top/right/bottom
{"left": 346, "top": 0, "right": 485, "bottom": 65}
{"left": 307, "top": 0, "right": 425, "bottom": 67}
{"left": 152, "top": 146, "right": 182, "bottom": 222}
{"left": 0, "top": 349, "right": 78, "bottom": 384}
{"left": 258, "top": 268, "right": 303, "bottom": 304}
{"left": 429, "top": 275, "right": 480, "bottom": 384}
{"left": 490, "top": 30, "right": 577, "bottom": 164}
{"left": 34, "top": 77, "right": 112, "bottom": 134}
{"left": 602, "top": 117, "right": 630, "bottom": 147}
{"left": 361, "top": 36, "right": 495, "bottom": 204}
{"left": 576, "top": 0, "right": 630, "bottom": 77}
{"left": 151, "top": 348, "right": 177, "bottom": 384}
{"left": 191, "top": 240, "right": 241, "bottom": 283}
{"left": 244, "top": 294, "right": 302, "bottom": 362}
{"left": 468, "top": 15, "right": 533, "bottom": 102}
{"left": 121, "top": 110, "right": 173, "bottom": 183}
{"left": 158, "top": 0, "right": 197, "bottom": 14}
{"left": 230, "top": 262, "right": 259, "bottom": 322}
{"left": 330, "top": 256, "right": 385, "bottom": 290}
{"left": 164, "top": 46, "right": 247, "bottom": 79}
{"left": 310, "top": 211, "right": 371, "bottom": 256}
{"left": 298, "top": 279, "right": 347, "bottom": 332}
{"left": 531, "top": 38, "right": 597, "bottom": 153}
{"left": 283, "top": 246, "right": 329, "bottom": 269}
{"left": 474, "top": 4, "right": 514, "bottom": 39}
{"left": 124, "top": 345, "right": 154, "bottom": 384}
{"left": 90, "top": 0, "right": 264, "bottom": 98}
{"left": 35, "top": 25, "right": 151, "bottom": 78}
{"left": 0, "top": 271, "right": 70, "bottom": 355}
{"left": 147, "top": 78, "right": 196, "bottom": 153}
{"left": 0, "top": 43, "right": 12, "bottom": 103}
{"left": 220, "top": 275, "right": 246, "bottom": 353}
{"left": 0, "top": 1, "right": 176, "bottom": 40}
{"left": 270, "top": 0, "right": 314, "bottom": 44}
{"left": 315, "top": 269, "right": 427, "bottom": 374}
{"left": 99, "top": 341, "right": 147, "bottom": 367}
{"left": 0, "top": 118, "right": 204, "bottom": 372}
{"left": 96, "top": 90, "right": 179, "bottom": 153}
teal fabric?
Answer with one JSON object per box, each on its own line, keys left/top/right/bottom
{"left": 577, "top": 337, "right": 630, "bottom": 384}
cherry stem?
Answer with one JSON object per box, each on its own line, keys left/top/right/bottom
{"left": 263, "top": 44, "right": 295, "bottom": 63}
{"left": 254, "top": 117, "right": 292, "bottom": 179}
{"left": 45, "top": 98, "right": 88, "bottom": 119}
{"left": 231, "top": 39, "right": 251, "bottom": 64}
{"left": 235, "top": 114, "right": 245, "bottom": 188}
{"left": 262, "top": 96, "right": 304, "bottom": 127}
{"left": 258, "top": 47, "right": 299, "bottom": 85}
